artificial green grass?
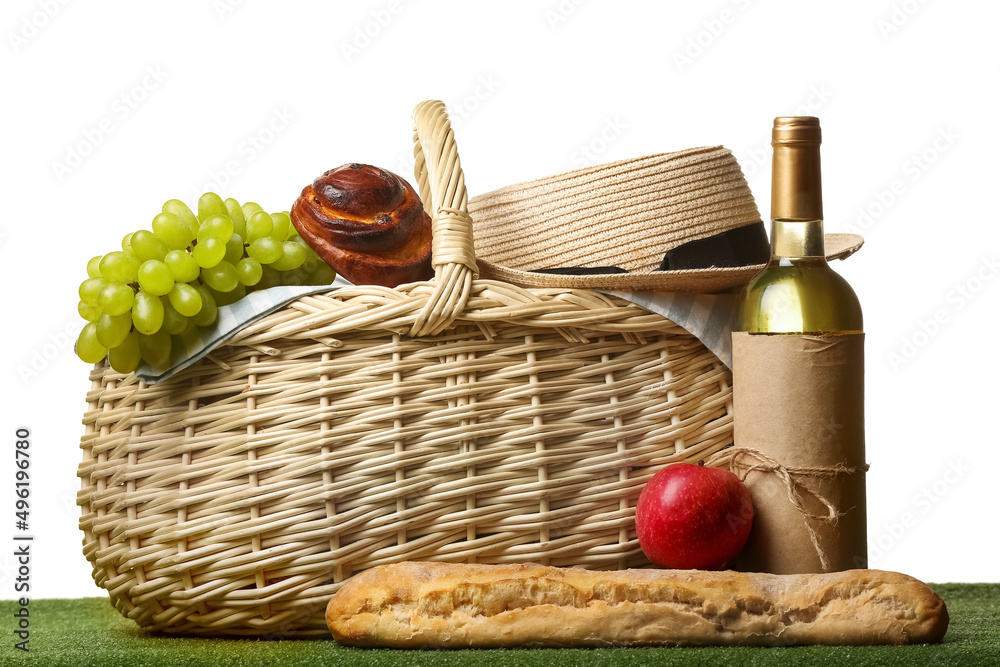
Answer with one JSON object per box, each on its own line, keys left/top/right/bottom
{"left": 2, "top": 584, "right": 996, "bottom": 666}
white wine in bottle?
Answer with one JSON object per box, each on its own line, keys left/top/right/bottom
{"left": 732, "top": 117, "right": 867, "bottom": 574}
{"left": 736, "top": 117, "right": 862, "bottom": 334}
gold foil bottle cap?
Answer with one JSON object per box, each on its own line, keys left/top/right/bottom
{"left": 771, "top": 116, "right": 823, "bottom": 221}
{"left": 772, "top": 116, "right": 822, "bottom": 145}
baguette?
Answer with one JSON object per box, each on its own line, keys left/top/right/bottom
{"left": 326, "top": 561, "right": 948, "bottom": 648}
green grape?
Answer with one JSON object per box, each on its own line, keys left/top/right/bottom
{"left": 224, "top": 233, "right": 245, "bottom": 264}
{"left": 257, "top": 265, "right": 281, "bottom": 289}
{"left": 168, "top": 283, "right": 202, "bottom": 317}
{"left": 248, "top": 237, "right": 282, "bottom": 264}
{"left": 246, "top": 211, "right": 273, "bottom": 241}
{"left": 130, "top": 230, "right": 169, "bottom": 262}
{"left": 198, "top": 192, "right": 227, "bottom": 223}
{"left": 201, "top": 260, "right": 239, "bottom": 292}
{"left": 137, "top": 259, "right": 175, "bottom": 296}
{"left": 271, "top": 241, "right": 306, "bottom": 271}
{"left": 197, "top": 214, "right": 235, "bottom": 243}
{"left": 96, "top": 312, "right": 132, "bottom": 348}
{"left": 310, "top": 263, "right": 337, "bottom": 285}
{"left": 161, "top": 299, "right": 187, "bottom": 335}
{"left": 152, "top": 212, "right": 194, "bottom": 250}
{"left": 76, "top": 323, "right": 108, "bottom": 364}
{"left": 163, "top": 199, "right": 200, "bottom": 238}
{"left": 270, "top": 212, "right": 291, "bottom": 240}
{"left": 138, "top": 330, "right": 171, "bottom": 368}
{"left": 87, "top": 255, "right": 103, "bottom": 278}
{"left": 225, "top": 198, "right": 246, "bottom": 237}
{"left": 241, "top": 202, "right": 263, "bottom": 222}
{"left": 99, "top": 251, "right": 140, "bottom": 283}
{"left": 192, "top": 237, "right": 226, "bottom": 268}
{"left": 289, "top": 267, "right": 311, "bottom": 285}
{"left": 164, "top": 249, "right": 200, "bottom": 282}
{"left": 108, "top": 331, "right": 141, "bottom": 374}
{"left": 235, "top": 257, "right": 263, "bottom": 286}
{"left": 78, "top": 301, "right": 101, "bottom": 322}
{"left": 75, "top": 192, "right": 342, "bottom": 372}
{"left": 98, "top": 282, "right": 135, "bottom": 316}
{"left": 131, "top": 291, "right": 165, "bottom": 335}
{"left": 174, "top": 324, "right": 200, "bottom": 353}
{"left": 79, "top": 277, "right": 109, "bottom": 306}
{"left": 211, "top": 283, "right": 246, "bottom": 306}
{"left": 191, "top": 285, "right": 218, "bottom": 327}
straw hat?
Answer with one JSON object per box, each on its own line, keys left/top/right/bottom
{"left": 468, "top": 146, "right": 862, "bottom": 293}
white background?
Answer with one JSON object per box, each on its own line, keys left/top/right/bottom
{"left": 1, "top": 0, "right": 997, "bottom": 600}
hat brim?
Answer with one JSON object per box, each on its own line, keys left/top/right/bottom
{"left": 468, "top": 147, "right": 864, "bottom": 293}
{"left": 477, "top": 232, "right": 863, "bottom": 293}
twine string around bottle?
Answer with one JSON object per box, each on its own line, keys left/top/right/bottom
{"left": 703, "top": 447, "right": 870, "bottom": 572}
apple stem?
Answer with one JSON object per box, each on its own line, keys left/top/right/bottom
{"left": 697, "top": 460, "right": 705, "bottom": 466}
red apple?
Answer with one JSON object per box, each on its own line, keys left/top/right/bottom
{"left": 635, "top": 462, "right": 753, "bottom": 570}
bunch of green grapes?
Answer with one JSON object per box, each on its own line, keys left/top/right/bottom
{"left": 75, "top": 193, "right": 335, "bottom": 374}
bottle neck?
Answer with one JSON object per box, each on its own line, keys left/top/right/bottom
{"left": 770, "top": 117, "right": 825, "bottom": 262}
{"left": 771, "top": 142, "right": 823, "bottom": 221}
{"left": 770, "top": 218, "right": 826, "bottom": 261}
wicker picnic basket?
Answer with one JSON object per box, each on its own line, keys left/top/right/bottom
{"left": 77, "top": 100, "right": 736, "bottom": 636}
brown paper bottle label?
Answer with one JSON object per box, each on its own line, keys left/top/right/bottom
{"left": 732, "top": 331, "right": 866, "bottom": 574}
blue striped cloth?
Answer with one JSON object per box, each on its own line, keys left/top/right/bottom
{"left": 604, "top": 291, "right": 737, "bottom": 369}
{"left": 135, "top": 276, "right": 355, "bottom": 384}
{"left": 135, "top": 280, "right": 736, "bottom": 384}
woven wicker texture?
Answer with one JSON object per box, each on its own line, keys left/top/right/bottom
{"left": 469, "top": 147, "right": 760, "bottom": 273}
{"left": 77, "top": 101, "right": 735, "bottom": 635}
{"left": 465, "top": 149, "right": 864, "bottom": 293}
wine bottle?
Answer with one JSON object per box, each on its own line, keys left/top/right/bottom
{"left": 736, "top": 117, "right": 862, "bottom": 334}
{"left": 732, "top": 117, "right": 867, "bottom": 574}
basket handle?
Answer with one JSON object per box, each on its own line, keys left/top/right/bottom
{"left": 409, "top": 100, "right": 479, "bottom": 337}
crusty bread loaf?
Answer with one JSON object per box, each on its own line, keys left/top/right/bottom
{"left": 326, "top": 561, "right": 948, "bottom": 648}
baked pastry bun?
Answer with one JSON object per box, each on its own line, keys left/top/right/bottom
{"left": 291, "top": 163, "right": 433, "bottom": 287}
